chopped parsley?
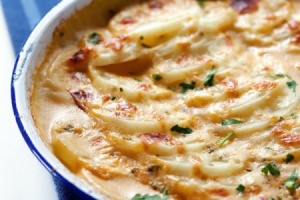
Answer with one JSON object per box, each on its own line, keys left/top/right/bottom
{"left": 171, "top": 125, "right": 193, "bottom": 134}
{"left": 152, "top": 74, "right": 163, "bottom": 81}
{"left": 131, "top": 188, "right": 168, "bottom": 200}
{"left": 179, "top": 81, "right": 196, "bottom": 94}
{"left": 111, "top": 96, "right": 117, "bottom": 101}
{"left": 291, "top": 113, "right": 298, "bottom": 119}
{"left": 197, "top": 0, "right": 205, "bottom": 7}
{"left": 269, "top": 73, "right": 287, "bottom": 80}
{"left": 204, "top": 66, "right": 217, "bottom": 87}
{"left": 134, "top": 78, "right": 143, "bottom": 82}
{"left": 287, "top": 80, "right": 297, "bottom": 92}
{"left": 283, "top": 170, "right": 300, "bottom": 190}
{"left": 216, "top": 132, "right": 235, "bottom": 146}
{"left": 119, "top": 87, "right": 124, "bottom": 92}
{"left": 261, "top": 163, "right": 280, "bottom": 176}
{"left": 285, "top": 153, "right": 295, "bottom": 163}
{"left": 221, "top": 119, "right": 243, "bottom": 126}
{"left": 236, "top": 184, "right": 245, "bottom": 193}
{"left": 88, "top": 32, "right": 103, "bottom": 45}
{"left": 268, "top": 198, "right": 282, "bottom": 200}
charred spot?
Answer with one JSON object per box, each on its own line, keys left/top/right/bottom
{"left": 104, "top": 38, "right": 123, "bottom": 51}
{"left": 119, "top": 16, "right": 136, "bottom": 25}
{"left": 148, "top": 1, "right": 164, "bottom": 9}
{"left": 117, "top": 34, "right": 129, "bottom": 41}
{"left": 138, "top": 83, "right": 152, "bottom": 91}
{"left": 116, "top": 101, "right": 137, "bottom": 112}
{"left": 114, "top": 101, "right": 137, "bottom": 118}
{"left": 105, "top": 35, "right": 129, "bottom": 51}
{"left": 271, "top": 121, "right": 290, "bottom": 135}
{"left": 222, "top": 78, "right": 238, "bottom": 91}
{"left": 137, "top": 132, "right": 172, "bottom": 145}
{"left": 280, "top": 134, "right": 300, "bottom": 147}
{"left": 245, "top": 185, "right": 262, "bottom": 194}
{"left": 90, "top": 137, "right": 104, "bottom": 147}
{"left": 288, "top": 20, "right": 300, "bottom": 32}
{"left": 67, "top": 48, "right": 91, "bottom": 72}
{"left": 147, "top": 165, "right": 161, "bottom": 175}
{"left": 253, "top": 81, "right": 277, "bottom": 93}
{"left": 70, "top": 90, "right": 93, "bottom": 111}
{"left": 176, "top": 54, "right": 189, "bottom": 64}
{"left": 230, "top": 0, "right": 258, "bottom": 14}
{"left": 291, "top": 33, "right": 300, "bottom": 45}
{"left": 207, "top": 188, "right": 229, "bottom": 197}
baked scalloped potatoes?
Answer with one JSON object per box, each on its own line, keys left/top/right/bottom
{"left": 31, "top": 0, "right": 300, "bottom": 199}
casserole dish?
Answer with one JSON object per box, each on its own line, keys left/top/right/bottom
{"left": 12, "top": 0, "right": 300, "bottom": 199}
{"left": 11, "top": 0, "right": 101, "bottom": 199}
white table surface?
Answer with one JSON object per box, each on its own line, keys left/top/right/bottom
{"left": 0, "top": 3, "right": 58, "bottom": 200}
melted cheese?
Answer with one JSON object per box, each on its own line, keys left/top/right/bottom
{"left": 31, "top": 0, "right": 300, "bottom": 199}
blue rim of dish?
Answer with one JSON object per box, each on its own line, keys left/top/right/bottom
{"left": 11, "top": 56, "right": 94, "bottom": 200}
{"left": 10, "top": 1, "right": 99, "bottom": 199}
{"left": 11, "top": 59, "right": 97, "bottom": 200}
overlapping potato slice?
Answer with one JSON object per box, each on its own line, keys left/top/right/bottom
{"left": 150, "top": 55, "right": 215, "bottom": 84}
{"left": 88, "top": 97, "right": 192, "bottom": 134}
{"left": 48, "top": 0, "right": 300, "bottom": 198}
{"left": 198, "top": 3, "right": 237, "bottom": 34}
{"left": 205, "top": 80, "right": 297, "bottom": 118}
{"left": 88, "top": 60, "right": 172, "bottom": 101}
{"left": 234, "top": 0, "right": 291, "bottom": 34}
{"left": 153, "top": 153, "right": 243, "bottom": 178}
{"left": 109, "top": 0, "right": 201, "bottom": 35}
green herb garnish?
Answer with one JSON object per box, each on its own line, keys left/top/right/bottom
{"left": 291, "top": 113, "right": 298, "bottom": 119}
{"left": 236, "top": 184, "right": 245, "bottom": 193}
{"left": 111, "top": 96, "right": 117, "bottom": 101}
{"left": 283, "top": 170, "right": 300, "bottom": 190}
{"left": 134, "top": 78, "right": 143, "bottom": 82}
{"left": 268, "top": 198, "right": 282, "bottom": 200}
{"left": 285, "top": 154, "right": 295, "bottom": 163}
{"left": 119, "top": 87, "right": 124, "bottom": 92}
{"left": 221, "top": 119, "right": 243, "bottom": 126}
{"left": 287, "top": 80, "right": 297, "bottom": 92}
{"left": 171, "top": 125, "right": 193, "bottom": 134}
{"left": 131, "top": 188, "right": 168, "bottom": 200}
{"left": 179, "top": 81, "right": 196, "bottom": 94}
{"left": 269, "top": 73, "right": 287, "bottom": 80}
{"left": 216, "top": 132, "right": 235, "bottom": 146}
{"left": 261, "top": 163, "right": 280, "bottom": 176}
{"left": 152, "top": 74, "right": 163, "bottom": 81}
{"left": 88, "top": 32, "right": 102, "bottom": 45}
{"left": 197, "top": 0, "right": 205, "bottom": 7}
{"left": 204, "top": 66, "right": 217, "bottom": 87}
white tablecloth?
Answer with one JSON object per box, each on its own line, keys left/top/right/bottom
{"left": 0, "top": 3, "right": 58, "bottom": 200}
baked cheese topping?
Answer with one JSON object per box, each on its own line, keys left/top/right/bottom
{"left": 31, "top": 0, "right": 300, "bottom": 199}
